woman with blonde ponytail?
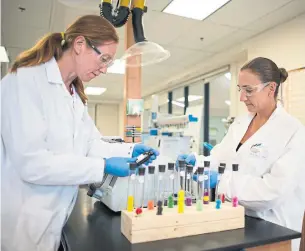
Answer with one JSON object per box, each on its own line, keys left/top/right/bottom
{"left": 1, "top": 15, "right": 158, "bottom": 251}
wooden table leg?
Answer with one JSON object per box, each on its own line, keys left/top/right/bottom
{"left": 247, "top": 240, "right": 291, "bottom": 251}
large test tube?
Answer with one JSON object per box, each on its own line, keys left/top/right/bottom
{"left": 127, "top": 163, "right": 137, "bottom": 211}
{"left": 203, "top": 159, "right": 210, "bottom": 205}
{"left": 134, "top": 167, "right": 145, "bottom": 208}
{"left": 215, "top": 165, "right": 225, "bottom": 200}
{"left": 157, "top": 165, "right": 166, "bottom": 205}
{"left": 167, "top": 163, "right": 175, "bottom": 208}
{"left": 178, "top": 160, "right": 186, "bottom": 191}
{"left": 232, "top": 164, "right": 239, "bottom": 207}
{"left": 147, "top": 165, "right": 155, "bottom": 210}
{"left": 185, "top": 165, "right": 193, "bottom": 206}
{"left": 196, "top": 167, "right": 204, "bottom": 211}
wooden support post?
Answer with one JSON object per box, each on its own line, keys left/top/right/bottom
{"left": 123, "top": 13, "right": 142, "bottom": 143}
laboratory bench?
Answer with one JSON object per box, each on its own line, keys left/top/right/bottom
{"left": 64, "top": 188, "right": 301, "bottom": 251}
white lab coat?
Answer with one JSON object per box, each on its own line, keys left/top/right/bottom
{"left": 210, "top": 106, "right": 305, "bottom": 251}
{"left": 1, "top": 57, "right": 134, "bottom": 251}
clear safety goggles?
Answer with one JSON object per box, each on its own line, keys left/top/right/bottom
{"left": 237, "top": 82, "right": 270, "bottom": 97}
{"left": 85, "top": 38, "right": 114, "bottom": 68}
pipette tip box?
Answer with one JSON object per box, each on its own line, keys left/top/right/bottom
{"left": 121, "top": 202, "right": 245, "bottom": 243}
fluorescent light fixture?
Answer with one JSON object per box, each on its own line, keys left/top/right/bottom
{"left": 167, "top": 99, "right": 185, "bottom": 107}
{"left": 177, "top": 95, "right": 203, "bottom": 102}
{"left": 0, "top": 46, "right": 9, "bottom": 62}
{"left": 163, "top": 0, "right": 230, "bottom": 21}
{"left": 107, "top": 59, "right": 125, "bottom": 74}
{"left": 225, "top": 72, "right": 231, "bottom": 80}
{"left": 225, "top": 100, "right": 231, "bottom": 106}
{"left": 172, "top": 101, "right": 185, "bottom": 107}
{"left": 85, "top": 87, "right": 107, "bottom": 95}
{"left": 221, "top": 118, "right": 227, "bottom": 123}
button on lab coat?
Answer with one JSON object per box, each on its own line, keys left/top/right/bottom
{"left": 1, "top": 58, "right": 134, "bottom": 251}
{"left": 210, "top": 106, "right": 305, "bottom": 250}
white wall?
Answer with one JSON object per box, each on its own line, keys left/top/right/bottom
{"left": 87, "top": 103, "right": 120, "bottom": 137}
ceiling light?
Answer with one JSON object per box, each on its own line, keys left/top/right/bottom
{"left": 225, "top": 100, "right": 231, "bottom": 106}
{"left": 172, "top": 101, "right": 185, "bottom": 107}
{"left": 225, "top": 72, "right": 231, "bottom": 80}
{"left": 221, "top": 118, "right": 227, "bottom": 123}
{"left": 85, "top": 87, "right": 107, "bottom": 96}
{"left": 176, "top": 95, "right": 203, "bottom": 102}
{"left": 0, "top": 46, "right": 9, "bottom": 62}
{"left": 163, "top": 0, "right": 231, "bottom": 21}
{"left": 107, "top": 59, "right": 125, "bottom": 74}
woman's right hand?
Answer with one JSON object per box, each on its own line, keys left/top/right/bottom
{"left": 104, "top": 157, "right": 136, "bottom": 177}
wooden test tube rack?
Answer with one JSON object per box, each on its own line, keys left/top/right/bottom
{"left": 121, "top": 202, "right": 245, "bottom": 243}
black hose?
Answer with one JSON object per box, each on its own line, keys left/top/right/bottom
{"left": 100, "top": 2, "right": 130, "bottom": 28}
{"left": 131, "top": 7, "right": 146, "bottom": 43}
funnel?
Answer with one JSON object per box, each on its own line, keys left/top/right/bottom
{"left": 120, "top": 41, "right": 170, "bottom": 67}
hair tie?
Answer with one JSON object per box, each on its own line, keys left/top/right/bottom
{"left": 60, "top": 32, "right": 66, "bottom": 47}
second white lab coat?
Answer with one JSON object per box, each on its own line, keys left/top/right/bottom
{"left": 210, "top": 106, "right": 305, "bottom": 251}
{"left": 1, "top": 58, "right": 134, "bottom": 251}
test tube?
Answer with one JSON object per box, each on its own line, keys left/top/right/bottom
{"left": 147, "top": 165, "right": 155, "bottom": 210}
{"left": 127, "top": 163, "right": 137, "bottom": 212}
{"left": 157, "top": 165, "right": 166, "bottom": 205}
{"left": 167, "top": 163, "right": 175, "bottom": 208}
{"left": 215, "top": 165, "right": 225, "bottom": 209}
{"left": 232, "top": 164, "right": 239, "bottom": 207}
{"left": 185, "top": 165, "right": 193, "bottom": 206}
{"left": 134, "top": 167, "right": 145, "bottom": 208}
{"left": 178, "top": 160, "right": 186, "bottom": 191}
{"left": 196, "top": 167, "right": 204, "bottom": 211}
{"left": 203, "top": 159, "right": 210, "bottom": 205}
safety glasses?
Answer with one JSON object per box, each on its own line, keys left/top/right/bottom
{"left": 85, "top": 38, "right": 114, "bottom": 68}
{"left": 237, "top": 82, "right": 270, "bottom": 97}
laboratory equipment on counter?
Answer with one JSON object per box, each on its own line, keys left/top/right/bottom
{"left": 147, "top": 165, "right": 155, "bottom": 210}
{"left": 185, "top": 165, "right": 193, "bottom": 206}
{"left": 232, "top": 164, "right": 239, "bottom": 207}
{"left": 203, "top": 159, "right": 211, "bottom": 205}
{"left": 135, "top": 167, "right": 146, "bottom": 208}
{"left": 196, "top": 167, "right": 204, "bottom": 211}
{"left": 127, "top": 163, "right": 137, "bottom": 211}
{"left": 178, "top": 160, "right": 186, "bottom": 191}
{"left": 135, "top": 151, "right": 155, "bottom": 166}
{"left": 157, "top": 165, "right": 166, "bottom": 205}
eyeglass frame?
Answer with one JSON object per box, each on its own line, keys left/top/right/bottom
{"left": 237, "top": 82, "right": 271, "bottom": 97}
{"left": 85, "top": 38, "right": 114, "bottom": 68}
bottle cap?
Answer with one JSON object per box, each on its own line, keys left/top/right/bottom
{"left": 148, "top": 165, "right": 155, "bottom": 174}
{"left": 232, "top": 164, "right": 239, "bottom": 171}
{"left": 197, "top": 167, "right": 204, "bottom": 174}
{"left": 159, "top": 165, "right": 166, "bottom": 172}
{"left": 218, "top": 165, "right": 225, "bottom": 174}
{"left": 129, "top": 163, "right": 137, "bottom": 170}
{"left": 204, "top": 161, "right": 210, "bottom": 168}
{"left": 178, "top": 160, "right": 186, "bottom": 167}
{"left": 138, "top": 167, "right": 145, "bottom": 176}
{"left": 168, "top": 163, "right": 175, "bottom": 170}
{"left": 220, "top": 162, "right": 226, "bottom": 168}
{"left": 186, "top": 164, "right": 193, "bottom": 173}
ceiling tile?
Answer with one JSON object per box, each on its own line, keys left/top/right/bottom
{"left": 207, "top": 29, "right": 257, "bottom": 53}
{"left": 146, "top": 0, "right": 173, "bottom": 11}
{"left": 244, "top": 0, "right": 305, "bottom": 32}
{"left": 3, "top": 0, "right": 52, "bottom": 29}
{"left": 170, "top": 20, "right": 237, "bottom": 51}
{"left": 208, "top": 0, "right": 294, "bottom": 28}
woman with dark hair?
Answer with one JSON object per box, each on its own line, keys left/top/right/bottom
{"left": 1, "top": 15, "right": 158, "bottom": 251}
{"left": 179, "top": 57, "right": 305, "bottom": 250}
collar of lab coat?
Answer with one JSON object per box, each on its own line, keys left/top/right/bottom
{"left": 45, "top": 57, "right": 64, "bottom": 85}
{"left": 245, "top": 102, "right": 283, "bottom": 123}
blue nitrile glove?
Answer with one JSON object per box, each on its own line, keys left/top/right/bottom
{"left": 192, "top": 170, "right": 218, "bottom": 189}
{"left": 132, "top": 144, "right": 159, "bottom": 165}
{"left": 175, "top": 154, "right": 196, "bottom": 170}
{"left": 104, "top": 157, "right": 137, "bottom": 177}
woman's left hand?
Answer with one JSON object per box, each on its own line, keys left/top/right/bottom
{"left": 132, "top": 144, "right": 159, "bottom": 164}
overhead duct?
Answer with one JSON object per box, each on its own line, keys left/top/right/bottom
{"left": 100, "top": 0, "right": 170, "bottom": 67}
{"left": 100, "top": 0, "right": 131, "bottom": 28}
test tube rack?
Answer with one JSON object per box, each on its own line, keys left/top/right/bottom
{"left": 121, "top": 202, "right": 245, "bottom": 243}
